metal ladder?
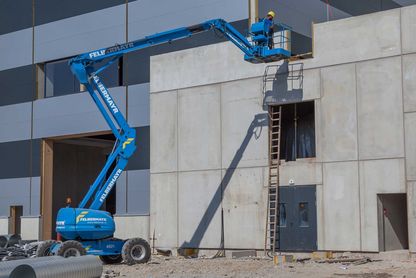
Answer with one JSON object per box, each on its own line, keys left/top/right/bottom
{"left": 264, "top": 105, "right": 282, "bottom": 255}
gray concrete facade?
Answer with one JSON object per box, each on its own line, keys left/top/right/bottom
{"left": 150, "top": 5, "right": 416, "bottom": 252}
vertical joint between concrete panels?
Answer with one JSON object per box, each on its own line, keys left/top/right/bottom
{"left": 399, "top": 8, "right": 403, "bottom": 56}
{"left": 176, "top": 89, "right": 179, "bottom": 248}
{"left": 219, "top": 84, "right": 224, "bottom": 209}
{"left": 354, "top": 63, "right": 363, "bottom": 251}
{"left": 30, "top": 0, "right": 36, "bottom": 215}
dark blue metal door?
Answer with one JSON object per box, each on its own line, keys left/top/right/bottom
{"left": 278, "top": 185, "right": 317, "bottom": 251}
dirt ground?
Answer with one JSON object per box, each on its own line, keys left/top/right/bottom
{"left": 101, "top": 254, "right": 416, "bottom": 278}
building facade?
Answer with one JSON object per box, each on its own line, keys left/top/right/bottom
{"left": 0, "top": 0, "right": 415, "bottom": 253}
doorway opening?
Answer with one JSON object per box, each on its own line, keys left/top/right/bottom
{"left": 377, "top": 193, "right": 409, "bottom": 251}
{"left": 41, "top": 133, "right": 117, "bottom": 240}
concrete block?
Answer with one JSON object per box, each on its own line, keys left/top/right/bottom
{"left": 178, "top": 170, "right": 222, "bottom": 248}
{"left": 150, "top": 90, "right": 177, "bottom": 173}
{"left": 0, "top": 102, "right": 32, "bottom": 143}
{"left": 322, "top": 161, "right": 360, "bottom": 251}
{"left": 407, "top": 182, "right": 416, "bottom": 252}
{"left": 20, "top": 216, "right": 40, "bottom": 240}
{"left": 113, "top": 215, "right": 149, "bottom": 240}
{"left": 0, "top": 28, "right": 32, "bottom": 71}
{"left": 222, "top": 167, "right": 267, "bottom": 249}
{"left": 150, "top": 172, "right": 178, "bottom": 249}
{"left": 150, "top": 41, "right": 265, "bottom": 93}
{"left": 178, "top": 85, "right": 221, "bottom": 171}
{"left": 405, "top": 113, "right": 416, "bottom": 180}
{"left": 221, "top": 78, "right": 268, "bottom": 169}
{"left": 33, "top": 87, "right": 127, "bottom": 139}
{"left": 359, "top": 158, "right": 406, "bottom": 252}
{"left": 320, "top": 64, "right": 358, "bottom": 162}
{"left": 0, "top": 218, "right": 8, "bottom": 235}
{"left": 278, "top": 159, "right": 322, "bottom": 186}
{"left": 402, "top": 54, "right": 416, "bottom": 112}
{"left": 127, "top": 83, "right": 150, "bottom": 127}
{"left": 357, "top": 57, "right": 404, "bottom": 160}
{"left": 312, "top": 9, "right": 401, "bottom": 68}
{"left": 401, "top": 5, "right": 416, "bottom": 54}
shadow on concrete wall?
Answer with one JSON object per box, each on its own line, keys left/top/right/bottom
{"left": 262, "top": 60, "right": 304, "bottom": 110}
{"left": 180, "top": 113, "right": 268, "bottom": 250}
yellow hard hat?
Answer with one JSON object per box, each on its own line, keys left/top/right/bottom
{"left": 267, "top": 10, "right": 275, "bottom": 18}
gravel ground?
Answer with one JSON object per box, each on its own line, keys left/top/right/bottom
{"left": 101, "top": 255, "right": 416, "bottom": 278}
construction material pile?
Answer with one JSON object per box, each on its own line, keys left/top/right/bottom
{"left": 0, "top": 234, "right": 38, "bottom": 261}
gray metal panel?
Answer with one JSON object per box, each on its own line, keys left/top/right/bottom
{"left": 126, "top": 170, "right": 150, "bottom": 214}
{"left": 116, "top": 172, "right": 127, "bottom": 215}
{"left": 0, "top": 65, "right": 35, "bottom": 107}
{"left": 33, "top": 86, "right": 127, "bottom": 138}
{"left": 0, "top": 140, "right": 31, "bottom": 179}
{"left": 30, "top": 177, "right": 41, "bottom": 215}
{"left": 0, "top": 102, "right": 32, "bottom": 143}
{"left": 128, "top": 0, "right": 248, "bottom": 39}
{"left": 0, "top": 0, "right": 32, "bottom": 35}
{"left": 0, "top": 178, "right": 31, "bottom": 216}
{"left": 126, "top": 126, "right": 149, "bottom": 171}
{"left": 259, "top": 0, "right": 350, "bottom": 37}
{"left": 34, "top": 0, "right": 126, "bottom": 26}
{"left": 127, "top": 83, "right": 150, "bottom": 127}
{"left": 31, "top": 139, "right": 41, "bottom": 177}
{"left": 0, "top": 28, "right": 32, "bottom": 71}
{"left": 34, "top": 5, "right": 126, "bottom": 63}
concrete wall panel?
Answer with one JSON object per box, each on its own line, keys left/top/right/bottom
{"left": 150, "top": 42, "right": 266, "bottom": 93}
{"left": 402, "top": 54, "right": 416, "bottom": 112}
{"left": 221, "top": 78, "right": 268, "bottom": 169}
{"left": 313, "top": 9, "right": 401, "bottom": 68}
{"left": 222, "top": 167, "right": 266, "bottom": 249}
{"left": 0, "top": 102, "right": 32, "bottom": 143}
{"left": 114, "top": 215, "right": 149, "bottom": 240}
{"left": 178, "top": 170, "right": 222, "bottom": 248}
{"left": 405, "top": 112, "right": 416, "bottom": 181}
{"left": 21, "top": 216, "right": 40, "bottom": 240}
{"left": 34, "top": 5, "right": 125, "bottom": 63}
{"left": 359, "top": 158, "right": 406, "bottom": 251}
{"left": 407, "top": 181, "right": 416, "bottom": 252}
{"left": 279, "top": 159, "right": 322, "bottom": 186}
{"left": 322, "top": 161, "right": 360, "bottom": 251}
{"left": 320, "top": 64, "right": 358, "bottom": 162}
{"left": 316, "top": 184, "right": 324, "bottom": 250}
{"left": 128, "top": 0, "right": 247, "bottom": 40}
{"left": 150, "top": 91, "right": 177, "bottom": 173}
{"left": 0, "top": 28, "right": 32, "bottom": 71}
{"left": 150, "top": 173, "right": 178, "bottom": 248}
{"left": 178, "top": 85, "right": 221, "bottom": 171}
{"left": 128, "top": 83, "right": 150, "bottom": 127}
{"left": 33, "top": 87, "right": 126, "bottom": 138}
{"left": 0, "top": 218, "right": 8, "bottom": 234}
{"left": 357, "top": 57, "right": 404, "bottom": 160}
{"left": 401, "top": 5, "right": 416, "bottom": 54}
{"left": 30, "top": 177, "right": 41, "bottom": 216}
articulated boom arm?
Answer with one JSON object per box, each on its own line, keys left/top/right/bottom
{"left": 71, "top": 18, "right": 291, "bottom": 210}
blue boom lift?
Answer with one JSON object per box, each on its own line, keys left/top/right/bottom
{"left": 36, "top": 18, "right": 291, "bottom": 264}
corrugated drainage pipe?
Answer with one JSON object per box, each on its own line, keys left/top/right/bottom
{"left": 0, "top": 256, "right": 64, "bottom": 278}
{"left": 9, "top": 255, "right": 102, "bottom": 278}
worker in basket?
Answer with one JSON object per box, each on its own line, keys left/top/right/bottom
{"left": 264, "top": 10, "right": 275, "bottom": 49}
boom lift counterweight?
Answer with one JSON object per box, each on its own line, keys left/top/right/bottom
{"left": 37, "top": 18, "right": 291, "bottom": 264}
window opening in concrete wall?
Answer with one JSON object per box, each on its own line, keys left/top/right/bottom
{"left": 9, "top": 205, "right": 22, "bottom": 235}
{"left": 280, "top": 101, "right": 315, "bottom": 161}
{"left": 377, "top": 193, "right": 409, "bottom": 251}
{"left": 44, "top": 57, "right": 122, "bottom": 98}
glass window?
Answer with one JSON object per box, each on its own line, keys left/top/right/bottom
{"left": 44, "top": 58, "right": 122, "bottom": 98}
{"left": 299, "top": 202, "right": 309, "bottom": 227}
{"left": 279, "top": 203, "right": 287, "bottom": 227}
